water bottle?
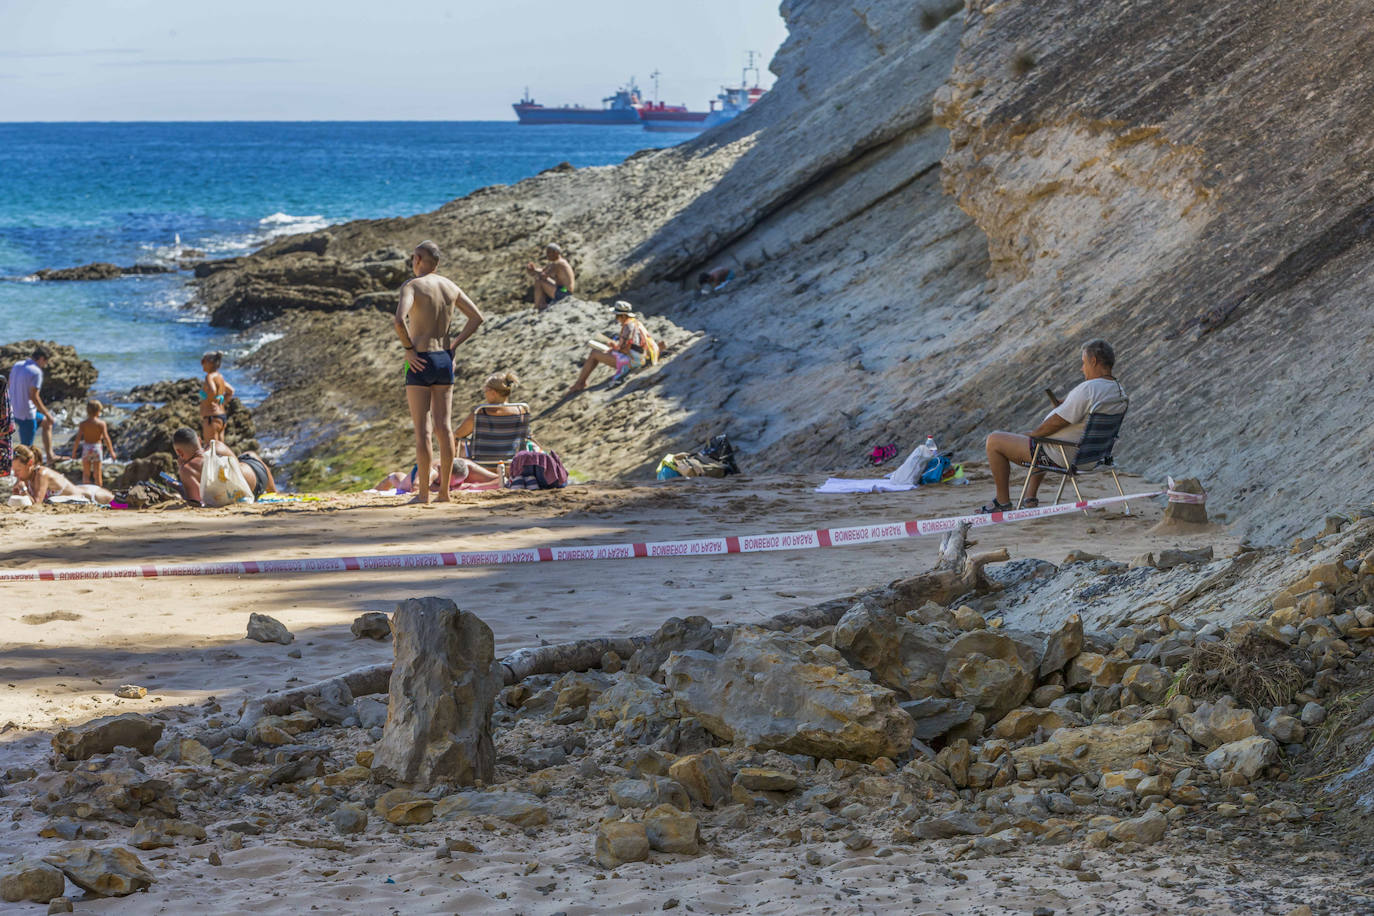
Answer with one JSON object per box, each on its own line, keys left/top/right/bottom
{"left": 924, "top": 435, "right": 937, "bottom": 453}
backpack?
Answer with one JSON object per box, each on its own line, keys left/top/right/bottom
{"left": 919, "top": 454, "right": 953, "bottom": 485}
{"left": 637, "top": 321, "right": 660, "bottom": 364}
{"left": 506, "top": 449, "right": 568, "bottom": 489}
{"left": 700, "top": 434, "right": 739, "bottom": 475}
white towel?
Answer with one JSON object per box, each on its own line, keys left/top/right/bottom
{"left": 815, "top": 478, "right": 917, "bottom": 494}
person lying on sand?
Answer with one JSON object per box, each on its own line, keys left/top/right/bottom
{"left": 73, "top": 399, "right": 117, "bottom": 487}
{"left": 395, "top": 240, "right": 484, "bottom": 507}
{"left": 980, "top": 338, "right": 1127, "bottom": 513}
{"left": 696, "top": 266, "right": 734, "bottom": 295}
{"left": 199, "top": 350, "right": 234, "bottom": 444}
{"left": 172, "top": 426, "right": 276, "bottom": 506}
{"left": 526, "top": 243, "right": 575, "bottom": 311}
{"left": 373, "top": 456, "right": 499, "bottom": 494}
{"left": 569, "top": 301, "right": 648, "bottom": 393}
{"left": 10, "top": 443, "right": 112, "bottom": 505}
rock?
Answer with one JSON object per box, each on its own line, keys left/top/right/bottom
{"left": 1039, "top": 614, "right": 1084, "bottom": 677}
{"left": 643, "top": 804, "right": 700, "bottom": 854}
{"left": 434, "top": 791, "right": 549, "bottom": 827}
{"left": 258, "top": 230, "right": 332, "bottom": 257}
{"left": 1030, "top": 685, "right": 1066, "bottom": 707}
{"left": 1178, "top": 698, "right": 1259, "bottom": 749}
{"left": 350, "top": 612, "right": 391, "bottom": 640}
{"left": 586, "top": 674, "right": 678, "bottom": 737}
{"left": 47, "top": 897, "right": 74, "bottom": 914}
{"left": 912, "top": 812, "right": 984, "bottom": 839}
{"left": 665, "top": 628, "right": 914, "bottom": 761}
{"left": 1121, "top": 663, "right": 1170, "bottom": 704}
{"left": 114, "top": 685, "right": 147, "bottom": 700}
{"left": 735, "top": 768, "right": 798, "bottom": 792}
{"left": 940, "top": 630, "right": 1037, "bottom": 720}
{"left": 601, "top": 650, "right": 623, "bottom": 674}
{"left": 1266, "top": 712, "right": 1306, "bottom": 744}
{"left": 1064, "top": 653, "right": 1128, "bottom": 689}
{"left": 384, "top": 800, "right": 436, "bottom": 825}
{"left": 210, "top": 280, "right": 360, "bottom": 329}
{"left": 1012, "top": 719, "right": 1172, "bottom": 775}
{"left": 833, "top": 602, "right": 948, "bottom": 698}
{"left": 329, "top": 803, "right": 369, "bottom": 834}
{"left": 1, "top": 859, "right": 66, "bottom": 903}
{"left": 0, "top": 342, "right": 92, "bottom": 403}
{"left": 1107, "top": 810, "right": 1167, "bottom": 844}
{"left": 42, "top": 846, "right": 154, "bottom": 897}
{"left": 370, "top": 598, "right": 502, "bottom": 789}
{"left": 52, "top": 713, "right": 163, "bottom": 760}
{"left": 668, "top": 751, "right": 734, "bottom": 808}
{"left": 900, "top": 696, "right": 976, "bottom": 741}
{"left": 245, "top": 613, "right": 294, "bottom": 645}
{"left": 34, "top": 262, "right": 123, "bottom": 281}
{"left": 114, "top": 378, "right": 257, "bottom": 461}
{"left": 595, "top": 820, "right": 650, "bottom": 868}
{"left": 1300, "top": 702, "right": 1327, "bottom": 726}
{"left": 627, "top": 615, "right": 720, "bottom": 678}
{"left": 993, "top": 707, "right": 1074, "bottom": 740}
{"left": 952, "top": 605, "right": 986, "bottom": 631}
{"left": 1156, "top": 547, "right": 1214, "bottom": 569}
{"left": 610, "top": 777, "right": 690, "bottom": 811}
{"left": 354, "top": 696, "right": 388, "bottom": 730}
{"left": 128, "top": 818, "right": 175, "bottom": 850}
{"left": 1203, "top": 736, "right": 1278, "bottom": 780}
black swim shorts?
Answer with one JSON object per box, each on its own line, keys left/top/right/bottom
{"left": 405, "top": 349, "right": 455, "bottom": 387}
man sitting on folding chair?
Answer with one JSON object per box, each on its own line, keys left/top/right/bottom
{"left": 980, "top": 338, "right": 1128, "bottom": 513}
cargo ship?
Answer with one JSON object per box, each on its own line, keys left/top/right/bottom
{"left": 512, "top": 81, "right": 643, "bottom": 125}
{"left": 638, "top": 100, "right": 709, "bottom": 132}
{"left": 639, "top": 55, "right": 768, "bottom": 133}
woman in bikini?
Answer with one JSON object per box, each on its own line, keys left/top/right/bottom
{"left": 199, "top": 351, "right": 234, "bottom": 444}
{"left": 11, "top": 444, "right": 113, "bottom": 505}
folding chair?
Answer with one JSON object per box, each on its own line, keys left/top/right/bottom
{"left": 1016, "top": 410, "right": 1130, "bottom": 513}
{"left": 461, "top": 403, "right": 531, "bottom": 482}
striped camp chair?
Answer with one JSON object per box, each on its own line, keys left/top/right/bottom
{"left": 461, "top": 403, "right": 532, "bottom": 473}
{"left": 1016, "top": 409, "right": 1130, "bottom": 513}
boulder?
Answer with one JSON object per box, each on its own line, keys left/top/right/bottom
{"left": 585, "top": 674, "right": 678, "bottom": 738}
{"left": 434, "top": 791, "right": 549, "bottom": 827}
{"left": 664, "top": 628, "right": 914, "bottom": 761}
{"left": 940, "top": 630, "right": 1037, "bottom": 720}
{"left": 1107, "top": 810, "right": 1167, "bottom": 844}
{"left": 1121, "top": 663, "right": 1170, "bottom": 704}
{"left": 34, "top": 262, "right": 123, "bottom": 281}
{"left": 1159, "top": 478, "right": 1209, "bottom": 526}
{"left": 384, "top": 800, "right": 435, "bottom": 825}
{"left": 42, "top": 846, "right": 154, "bottom": 897}
{"left": 350, "top": 612, "right": 391, "bottom": 640}
{"left": 114, "top": 378, "right": 257, "bottom": 460}
{"left": 0, "top": 340, "right": 98, "bottom": 403}
{"left": 1012, "top": 719, "right": 1172, "bottom": 775}
{"left": 52, "top": 713, "right": 163, "bottom": 760}
{"left": 735, "top": 767, "right": 798, "bottom": 792}
{"left": 627, "top": 616, "right": 720, "bottom": 678}
{"left": 1266, "top": 712, "right": 1306, "bottom": 744}
{"left": 1065, "top": 653, "right": 1129, "bottom": 689}
{"left": 1204, "top": 736, "right": 1278, "bottom": 780}
{"left": 246, "top": 613, "right": 294, "bottom": 645}
{"left": 257, "top": 231, "right": 332, "bottom": 257}
{"left": 609, "top": 776, "right": 690, "bottom": 811}
{"left": 668, "top": 750, "right": 734, "bottom": 808}
{"left": 832, "top": 602, "right": 948, "bottom": 699}
{"left": 210, "top": 282, "right": 357, "bottom": 329}
{"left": 595, "top": 820, "right": 649, "bottom": 868}
{"left": 370, "top": 598, "right": 502, "bottom": 788}
{"left": 992, "top": 707, "right": 1076, "bottom": 740}
{"left": 0, "top": 859, "right": 65, "bottom": 903}
{"left": 1039, "top": 614, "right": 1084, "bottom": 677}
{"left": 643, "top": 804, "right": 700, "bottom": 854}
{"left": 1178, "top": 698, "right": 1259, "bottom": 749}
{"left": 900, "top": 696, "right": 976, "bottom": 741}
{"left": 329, "top": 803, "right": 368, "bottom": 834}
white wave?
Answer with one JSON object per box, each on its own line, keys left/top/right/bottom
{"left": 259, "top": 212, "right": 330, "bottom": 235}
{"left": 236, "top": 331, "right": 284, "bottom": 357}
{"left": 1, "top": 274, "right": 40, "bottom": 283}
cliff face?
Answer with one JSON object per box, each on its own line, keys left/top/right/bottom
{"left": 212, "top": 0, "right": 1374, "bottom": 541}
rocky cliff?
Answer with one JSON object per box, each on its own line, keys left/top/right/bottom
{"left": 199, "top": 0, "right": 1374, "bottom": 541}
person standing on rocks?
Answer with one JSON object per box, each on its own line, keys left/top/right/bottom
{"left": 526, "top": 243, "right": 575, "bottom": 311}
{"left": 980, "top": 338, "right": 1127, "bottom": 513}
{"left": 7, "top": 345, "right": 55, "bottom": 465}
{"left": 394, "top": 240, "right": 484, "bottom": 505}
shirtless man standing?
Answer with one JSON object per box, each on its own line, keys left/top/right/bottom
{"left": 394, "top": 240, "right": 484, "bottom": 505}
{"left": 526, "top": 243, "right": 575, "bottom": 311}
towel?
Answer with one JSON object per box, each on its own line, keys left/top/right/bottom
{"left": 815, "top": 478, "right": 917, "bottom": 494}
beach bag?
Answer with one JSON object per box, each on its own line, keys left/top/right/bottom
{"left": 700, "top": 434, "right": 739, "bottom": 475}
{"left": 919, "top": 454, "right": 953, "bottom": 485}
{"left": 507, "top": 449, "right": 568, "bottom": 489}
{"left": 200, "top": 446, "right": 253, "bottom": 507}
{"left": 641, "top": 325, "right": 660, "bottom": 364}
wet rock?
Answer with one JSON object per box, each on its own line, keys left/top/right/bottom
{"left": 435, "top": 791, "right": 549, "bottom": 827}
{"left": 1178, "top": 698, "right": 1259, "bottom": 749}
{"left": 350, "top": 612, "right": 391, "bottom": 640}
{"left": 735, "top": 768, "right": 798, "bottom": 792}
{"left": 664, "top": 627, "right": 914, "bottom": 761}
{"left": 246, "top": 613, "right": 294, "bottom": 645}
{"left": 114, "top": 685, "right": 147, "bottom": 700}
{"left": 668, "top": 750, "right": 734, "bottom": 808}
{"left": 1, "top": 859, "right": 65, "bottom": 904}
{"left": 628, "top": 615, "right": 720, "bottom": 678}
{"left": 595, "top": 820, "right": 650, "bottom": 868}
{"left": 1203, "top": 736, "right": 1278, "bottom": 780}
{"left": 42, "top": 846, "right": 154, "bottom": 897}
{"left": 210, "top": 280, "right": 359, "bottom": 329}
{"left": 1107, "top": 810, "right": 1167, "bottom": 844}
{"left": 644, "top": 804, "right": 700, "bottom": 854}
{"left": 610, "top": 777, "right": 690, "bottom": 811}
{"left": 329, "top": 803, "right": 369, "bottom": 834}
{"left": 35, "top": 262, "right": 124, "bottom": 281}
{"left": 371, "top": 598, "right": 502, "bottom": 789}
{"left": 832, "top": 602, "right": 947, "bottom": 699}
{"left": 941, "top": 630, "right": 1037, "bottom": 720}
{"left": 1039, "top": 614, "right": 1084, "bottom": 677}
{"left": 52, "top": 713, "right": 163, "bottom": 760}
{"left": 900, "top": 696, "right": 976, "bottom": 742}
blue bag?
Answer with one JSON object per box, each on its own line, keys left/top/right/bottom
{"left": 920, "top": 455, "right": 952, "bottom": 485}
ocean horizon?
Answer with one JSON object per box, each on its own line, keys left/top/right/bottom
{"left": 0, "top": 121, "right": 689, "bottom": 399}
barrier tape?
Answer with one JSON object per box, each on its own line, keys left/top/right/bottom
{"left": 0, "top": 486, "right": 1199, "bottom": 583}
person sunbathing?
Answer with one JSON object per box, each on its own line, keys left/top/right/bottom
{"left": 373, "top": 457, "right": 498, "bottom": 494}
{"left": 10, "top": 444, "right": 112, "bottom": 505}
{"left": 569, "top": 302, "right": 648, "bottom": 393}
{"left": 526, "top": 243, "right": 575, "bottom": 311}
{"left": 171, "top": 427, "right": 276, "bottom": 506}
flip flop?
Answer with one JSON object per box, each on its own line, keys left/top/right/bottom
{"left": 1020, "top": 498, "right": 1039, "bottom": 508}
{"left": 979, "top": 500, "right": 1013, "bottom": 513}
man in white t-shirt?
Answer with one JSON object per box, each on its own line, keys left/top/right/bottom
{"left": 7, "top": 345, "right": 55, "bottom": 465}
{"left": 980, "top": 339, "right": 1127, "bottom": 512}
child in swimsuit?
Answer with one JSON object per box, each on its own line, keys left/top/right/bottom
{"left": 72, "top": 399, "right": 117, "bottom": 486}
{"left": 199, "top": 351, "right": 234, "bottom": 444}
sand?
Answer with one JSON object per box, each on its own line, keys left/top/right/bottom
{"left": 0, "top": 468, "right": 1287, "bottom": 914}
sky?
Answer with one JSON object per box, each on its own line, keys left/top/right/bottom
{"left": 0, "top": 0, "right": 788, "bottom": 121}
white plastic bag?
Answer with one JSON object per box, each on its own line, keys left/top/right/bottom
{"left": 887, "top": 444, "right": 935, "bottom": 487}
{"left": 201, "top": 445, "right": 254, "bottom": 507}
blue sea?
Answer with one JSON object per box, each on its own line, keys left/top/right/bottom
{"left": 0, "top": 122, "right": 687, "bottom": 401}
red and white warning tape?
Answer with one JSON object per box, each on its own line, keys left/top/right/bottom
{"left": 0, "top": 487, "right": 1191, "bottom": 583}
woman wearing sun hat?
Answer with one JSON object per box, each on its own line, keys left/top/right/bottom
{"left": 568, "top": 301, "right": 652, "bottom": 393}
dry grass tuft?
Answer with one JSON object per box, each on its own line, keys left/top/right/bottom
{"left": 1178, "top": 635, "right": 1306, "bottom": 709}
